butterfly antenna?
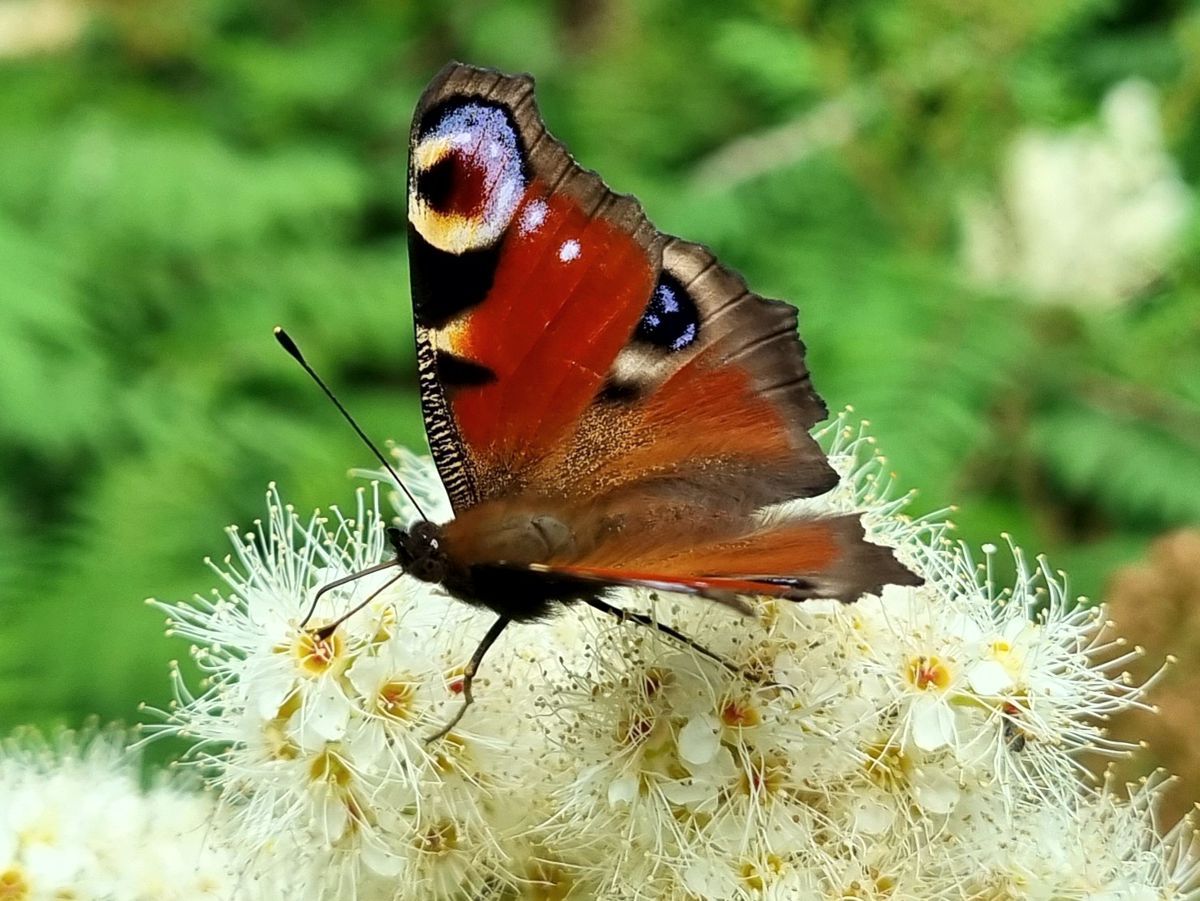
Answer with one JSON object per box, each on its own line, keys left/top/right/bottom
{"left": 274, "top": 327, "right": 430, "bottom": 523}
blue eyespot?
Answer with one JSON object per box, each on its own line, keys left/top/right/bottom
{"left": 635, "top": 274, "right": 699, "bottom": 352}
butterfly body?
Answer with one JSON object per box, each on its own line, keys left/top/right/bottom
{"left": 389, "top": 516, "right": 600, "bottom": 621}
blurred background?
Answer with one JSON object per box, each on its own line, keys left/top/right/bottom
{"left": 0, "top": 0, "right": 1197, "bottom": 809}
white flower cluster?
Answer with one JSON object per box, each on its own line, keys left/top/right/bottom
{"left": 0, "top": 727, "right": 261, "bottom": 899}
{"left": 961, "top": 78, "right": 1192, "bottom": 308}
{"left": 149, "top": 420, "right": 1200, "bottom": 899}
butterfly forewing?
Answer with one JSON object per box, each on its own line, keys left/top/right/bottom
{"left": 408, "top": 63, "right": 663, "bottom": 511}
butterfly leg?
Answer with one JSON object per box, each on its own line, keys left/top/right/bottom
{"left": 425, "top": 613, "right": 513, "bottom": 743}
{"left": 583, "top": 596, "right": 792, "bottom": 696}
{"left": 584, "top": 595, "right": 741, "bottom": 676}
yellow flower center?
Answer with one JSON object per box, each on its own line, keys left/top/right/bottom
{"left": 0, "top": 868, "right": 30, "bottom": 901}
{"left": 737, "top": 750, "right": 789, "bottom": 798}
{"left": 525, "top": 859, "right": 574, "bottom": 901}
{"left": 432, "top": 733, "right": 469, "bottom": 774}
{"left": 720, "top": 695, "right": 762, "bottom": 729}
{"left": 290, "top": 628, "right": 346, "bottom": 678}
{"left": 842, "top": 872, "right": 897, "bottom": 898}
{"left": 263, "top": 690, "right": 302, "bottom": 759}
{"left": 377, "top": 678, "right": 417, "bottom": 720}
{"left": 417, "top": 820, "right": 459, "bottom": 855}
{"left": 988, "top": 638, "right": 1026, "bottom": 678}
{"left": 308, "top": 748, "right": 352, "bottom": 787}
{"left": 862, "top": 741, "right": 912, "bottom": 791}
{"left": 739, "top": 854, "right": 785, "bottom": 891}
{"left": 905, "top": 655, "right": 951, "bottom": 691}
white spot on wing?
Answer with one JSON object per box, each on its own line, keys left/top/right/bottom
{"left": 558, "top": 239, "right": 581, "bottom": 262}
{"left": 520, "top": 199, "right": 548, "bottom": 235}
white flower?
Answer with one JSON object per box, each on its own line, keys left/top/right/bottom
{"left": 150, "top": 476, "right": 578, "bottom": 898}
{"left": 146, "top": 415, "right": 1198, "bottom": 899}
{"left": 0, "top": 727, "right": 265, "bottom": 899}
{"left": 961, "top": 78, "right": 1193, "bottom": 308}
{"left": 942, "top": 771, "right": 1200, "bottom": 899}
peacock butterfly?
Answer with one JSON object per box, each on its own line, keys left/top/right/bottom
{"left": 278, "top": 62, "right": 921, "bottom": 740}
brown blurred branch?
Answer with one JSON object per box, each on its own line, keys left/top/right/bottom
{"left": 1079, "top": 374, "right": 1200, "bottom": 448}
{"left": 689, "top": 91, "right": 870, "bottom": 190}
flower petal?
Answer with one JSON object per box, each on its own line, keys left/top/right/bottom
{"left": 967, "top": 659, "right": 1015, "bottom": 695}
{"left": 911, "top": 698, "right": 955, "bottom": 751}
{"left": 678, "top": 713, "right": 721, "bottom": 765}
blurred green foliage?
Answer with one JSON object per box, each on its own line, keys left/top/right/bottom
{"left": 1, "top": 0, "right": 1198, "bottom": 736}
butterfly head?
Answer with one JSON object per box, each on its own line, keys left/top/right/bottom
{"left": 388, "top": 521, "right": 449, "bottom": 585}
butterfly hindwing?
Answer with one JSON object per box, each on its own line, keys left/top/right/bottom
{"left": 542, "top": 237, "right": 837, "bottom": 516}
{"left": 525, "top": 513, "right": 917, "bottom": 605}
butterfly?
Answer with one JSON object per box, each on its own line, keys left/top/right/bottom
{"left": 277, "top": 62, "right": 921, "bottom": 740}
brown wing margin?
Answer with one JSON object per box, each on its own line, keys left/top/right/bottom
{"left": 409, "top": 63, "right": 524, "bottom": 512}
